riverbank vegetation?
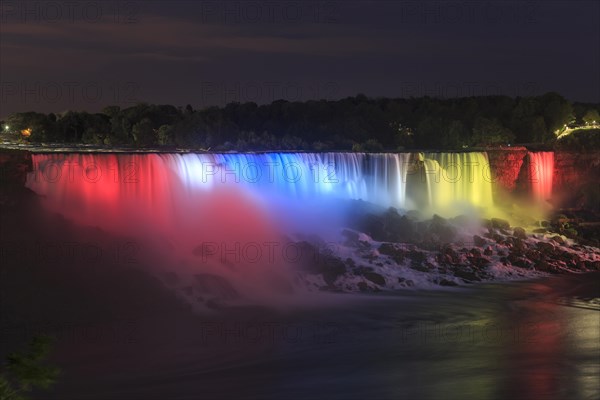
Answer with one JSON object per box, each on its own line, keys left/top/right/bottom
{"left": 1, "top": 93, "right": 598, "bottom": 151}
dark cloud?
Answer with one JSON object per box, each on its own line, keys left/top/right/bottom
{"left": 0, "top": 0, "right": 598, "bottom": 117}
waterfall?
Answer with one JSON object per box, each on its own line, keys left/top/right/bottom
{"left": 420, "top": 152, "right": 494, "bottom": 214}
{"left": 528, "top": 152, "right": 554, "bottom": 203}
{"left": 26, "top": 151, "right": 499, "bottom": 223}
{"left": 25, "top": 151, "right": 499, "bottom": 306}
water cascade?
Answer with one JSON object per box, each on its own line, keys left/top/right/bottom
{"left": 420, "top": 152, "right": 494, "bottom": 214}
{"left": 528, "top": 152, "right": 554, "bottom": 203}
{"left": 26, "top": 152, "right": 499, "bottom": 226}
{"left": 25, "top": 151, "right": 498, "bottom": 305}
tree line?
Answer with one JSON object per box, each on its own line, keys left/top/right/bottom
{"left": 2, "top": 93, "right": 599, "bottom": 151}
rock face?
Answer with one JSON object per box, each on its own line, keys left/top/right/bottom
{"left": 553, "top": 151, "right": 600, "bottom": 190}
{"left": 0, "top": 149, "right": 32, "bottom": 186}
{"left": 487, "top": 149, "right": 600, "bottom": 210}
{"left": 294, "top": 241, "right": 347, "bottom": 286}
{"left": 553, "top": 151, "right": 600, "bottom": 211}
{"left": 486, "top": 148, "right": 527, "bottom": 195}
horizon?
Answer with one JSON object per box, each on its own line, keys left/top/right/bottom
{"left": 2, "top": 92, "right": 599, "bottom": 121}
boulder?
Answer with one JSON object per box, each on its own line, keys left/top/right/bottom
{"left": 513, "top": 227, "right": 527, "bottom": 240}
{"left": 293, "top": 241, "right": 348, "bottom": 285}
{"left": 378, "top": 243, "right": 406, "bottom": 263}
{"left": 362, "top": 272, "right": 386, "bottom": 286}
{"left": 397, "top": 277, "right": 415, "bottom": 287}
{"left": 536, "top": 241, "right": 555, "bottom": 255}
{"left": 491, "top": 218, "right": 510, "bottom": 230}
{"left": 473, "top": 235, "right": 487, "bottom": 247}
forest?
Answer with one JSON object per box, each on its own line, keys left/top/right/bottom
{"left": 2, "top": 93, "right": 599, "bottom": 151}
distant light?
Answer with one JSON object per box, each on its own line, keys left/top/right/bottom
{"left": 3, "top": 125, "right": 8, "bottom": 131}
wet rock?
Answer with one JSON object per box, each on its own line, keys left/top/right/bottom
{"left": 513, "top": 227, "right": 527, "bottom": 240}
{"left": 362, "top": 272, "right": 386, "bottom": 286}
{"left": 483, "top": 247, "right": 494, "bottom": 256}
{"left": 378, "top": 243, "right": 406, "bottom": 263}
{"left": 436, "top": 253, "right": 447, "bottom": 265}
{"left": 504, "top": 237, "right": 525, "bottom": 252}
{"left": 470, "top": 247, "right": 482, "bottom": 257}
{"left": 361, "top": 208, "right": 418, "bottom": 243}
{"left": 484, "top": 231, "right": 505, "bottom": 243}
{"left": 473, "top": 235, "right": 487, "bottom": 247}
{"left": 585, "top": 260, "right": 600, "bottom": 270}
{"left": 507, "top": 252, "right": 534, "bottom": 269}
{"left": 525, "top": 249, "right": 543, "bottom": 262}
{"left": 417, "top": 239, "right": 442, "bottom": 251}
{"left": 409, "top": 263, "right": 430, "bottom": 273}
{"left": 295, "top": 241, "right": 347, "bottom": 285}
{"left": 442, "top": 246, "right": 460, "bottom": 263}
{"left": 557, "top": 250, "right": 576, "bottom": 264}
{"left": 407, "top": 249, "right": 426, "bottom": 264}
{"left": 454, "top": 267, "right": 482, "bottom": 282}
{"left": 423, "top": 214, "right": 458, "bottom": 245}
{"left": 467, "top": 251, "right": 491, "bottom": 268}
{"left": 491, "top": 218, "right": 510, "bottom": 230}
{"left": 536, "top": 241, "right": 555, "bottom": 255}
{"left": 317, "top": 258, "right": 347, "bottom": 285}
{"left": 534, "top": 260, "right": 559, "bottom": 273}
{"left": 397, "top": 277, "right": 415, "bottom": 287}
{"left": 551, "top": 235, "right": 566, "bottom": 245}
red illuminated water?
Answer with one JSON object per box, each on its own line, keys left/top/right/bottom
{"left": 528, "top": 152, "right": 554, "bottom": 204}
{"left": 26, "top": 153, "right": 294, "bottom": 307}
{"left": 24, "top": 151, "right": 501, "bottom": 307}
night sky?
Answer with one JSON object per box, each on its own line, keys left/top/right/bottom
{"left": 1, "top": 0, "right": 598, "bottom": 118}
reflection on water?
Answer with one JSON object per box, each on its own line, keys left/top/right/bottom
{"left": 1, "top": 175, "right": 598, "bottom": 399}
{"left": 12, "top": 273, "right": 595, "bottom": 400}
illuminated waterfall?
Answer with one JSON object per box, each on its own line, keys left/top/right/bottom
{"left": 528, "top": 152, "right": 554, "bottom": 203}
{"left": 167, "top": 152, "right": 411, "bottom": 209}
{"left": 26, "top": 152, "right": 499, "bottom": 225}
{"left": 421, "top": 152, "right": 494, "bottom": 214}
{"left": 25, "top": 151, "right": 498, "bottom": 303}
{"left": 26, "top": 152, "right": 416, "bottom": 249}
